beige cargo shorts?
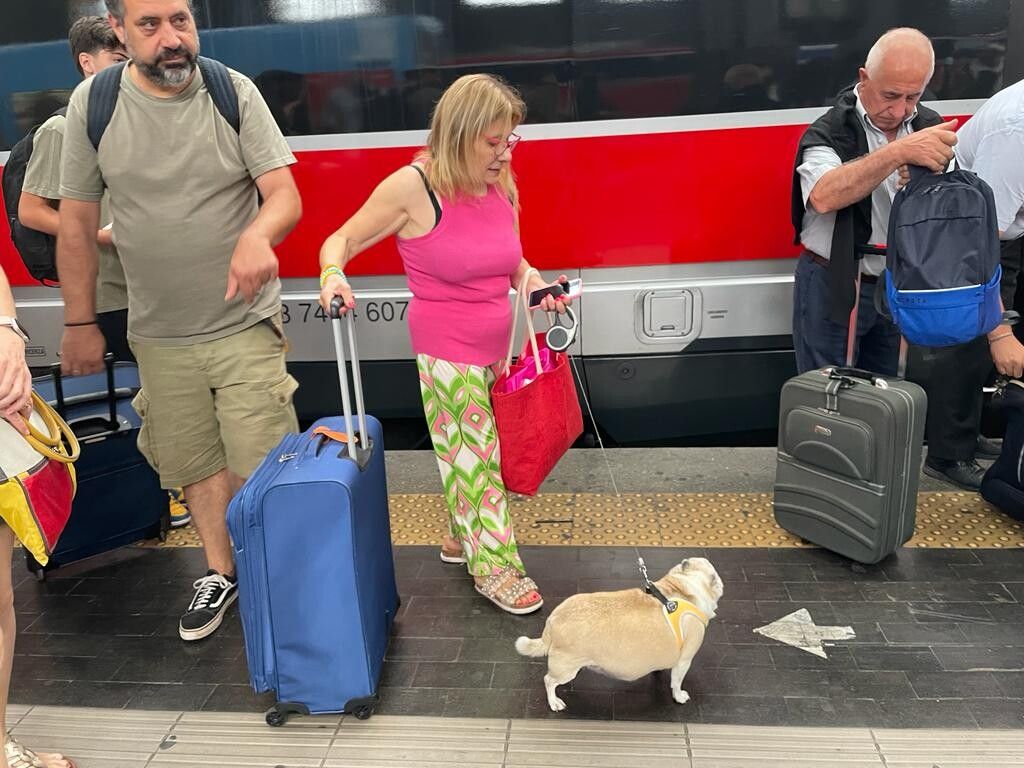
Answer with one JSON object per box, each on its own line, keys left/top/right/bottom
{"left": 130, "top": 315, "right": 299, "bottom": 488}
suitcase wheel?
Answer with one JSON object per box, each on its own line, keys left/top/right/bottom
{"left": 158, "top": 509, "right": 171, "bottom": 543}
{"left": 265, "top": 702, "right": 308, "bottom": 727}
{"left": 344, "top": 695, "right": 377, "bottom": 721}
{"left": 265, "top": 708, "right": 286, "bottom": 727}
{"left": 25, "top": 553, "right": 46, "bottom": 582}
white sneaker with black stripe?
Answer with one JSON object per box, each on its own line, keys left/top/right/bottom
{"left": 179, "top": 570, "right": 238, "bottom": 641}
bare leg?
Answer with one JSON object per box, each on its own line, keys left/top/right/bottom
{"left": 0, "top": 525, "right": 73, "bottom": 768}
{"left": 0, "top": 525, "right": 14, "bottom": 768}
{"left": 671, "top": 658, "right": 693, "bottom": 704}
{"left": 184, "top": 468, "right": 238, "bottom": 576}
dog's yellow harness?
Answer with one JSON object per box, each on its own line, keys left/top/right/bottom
{"left": 636, "top": 556, "right": 710, "bottom": 649}
{"left": 662, "top": 600, "right": 710, "bottom": 648}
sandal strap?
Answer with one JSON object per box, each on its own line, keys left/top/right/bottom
{"left": 476, "top": 565, "right": 517, "bottom": 598}
{"left": 478, "top": 567, "right": 539, "bottom": 605}
{"left": 5, "top": 737, "right": 44, "bottom": 768}
{"left": 502, "top": 576, "right": 539, "bottom": 603}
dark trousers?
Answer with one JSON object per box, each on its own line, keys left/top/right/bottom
{"left": 923, "top": 238, "right": 1024, "bottom": 461}
{"left": 97, "top": 308, "right": 135, "bottom": 364}
{"left": 922, "top": 336, "right": 991, "bottom": 461}
{"left": 792, "top": 252, "right": 901, "bottom": 376}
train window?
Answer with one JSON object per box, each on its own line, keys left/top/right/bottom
{"left": 0, "top": 0, "right": 1017, "bottom": 149}
{"left": 1, "top": 2, "right": 98, "bottom": 46}
{"left": 774, "top": 0, "right": 1011, "bottom": 107}
{"left": 572, "top": 0, "right": 701, "bottom": 120}
{"left": 571, "top": 0, "right": 1012, "bottom": 121}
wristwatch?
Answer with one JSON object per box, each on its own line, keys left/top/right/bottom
{"left": 0, "top": 316, "right": 30, "bottom": 343}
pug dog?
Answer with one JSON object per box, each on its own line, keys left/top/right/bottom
{"left": 516, "top": 557, "right": 723, "bottom": 711}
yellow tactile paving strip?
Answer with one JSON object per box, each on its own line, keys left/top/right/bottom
{"left": 140, "top": 491, "right": 1024, "bottom": 549}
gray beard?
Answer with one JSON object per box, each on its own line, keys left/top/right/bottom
{"left": 137, "top": 58, "right": 196, "bottom": 88}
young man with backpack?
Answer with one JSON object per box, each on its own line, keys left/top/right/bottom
{"left": 7, "top": 15, "right": 128, "bottom": 354}
{"left": 57, "top": 0, "right": 302, "bottom": 642}
{"left": 790, "top": 28, "right": 958, "bottom": 377}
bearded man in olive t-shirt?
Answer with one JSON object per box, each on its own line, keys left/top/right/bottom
{"left": 57, "top": 0, "right": 303, "bottom": 642}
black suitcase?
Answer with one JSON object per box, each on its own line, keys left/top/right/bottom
{"left": 25, "top": 358, "right": 169, "bottom": 578}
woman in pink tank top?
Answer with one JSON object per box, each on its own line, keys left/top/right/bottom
{"left": 317, "top": 75, "right": 570, "bottom": 616}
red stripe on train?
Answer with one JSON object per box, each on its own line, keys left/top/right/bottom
{"left": 0, "top": 122, "right": 819, "bottom": 286}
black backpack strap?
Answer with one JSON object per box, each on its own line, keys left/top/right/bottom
{"left": 197, "top": 56, "right": 241, "bottom": 134}
{"left": 86, "top": 61, "right": 127, "bottom": 151}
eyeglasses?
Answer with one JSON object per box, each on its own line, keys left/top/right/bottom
{"left": 489, "top": 132, "right": 522, "bottom": 154}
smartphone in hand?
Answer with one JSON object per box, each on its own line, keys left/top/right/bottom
{"left": 528, "top": 278, "right": 582, "bottom": 309}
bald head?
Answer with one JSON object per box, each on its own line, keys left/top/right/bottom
{"left": 859, "top": 28, "right": 935, "bottom": 134}
{"left": 865, "top": 28, "right": 935, "bottom": 82}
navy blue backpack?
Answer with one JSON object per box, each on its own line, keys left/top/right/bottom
{"left": 883, "top": 165, "right": 1002, "bottom": 347}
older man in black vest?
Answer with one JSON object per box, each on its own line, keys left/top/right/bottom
{"left": 790, "top": 27, "right": 958, "bottom": 377}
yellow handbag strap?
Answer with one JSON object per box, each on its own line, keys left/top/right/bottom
{"left": 23, "top": 391, "right": 81, "bottom": 464}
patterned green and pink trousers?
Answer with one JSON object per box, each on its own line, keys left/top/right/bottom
{"left": 417, "top": 354, "right": 524, "bottom": 578}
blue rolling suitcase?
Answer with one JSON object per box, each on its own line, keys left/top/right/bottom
{"left": 25, "top": 357, "right": 168, "bottom": 578}
{"left": 227, "top": 304, "right": 399, "bottom": 726}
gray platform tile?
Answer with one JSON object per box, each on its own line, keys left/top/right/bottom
{"left": 160, "top": 710, "right": 337, "bottom": 762}
{"left": 5, "top": 703, "right": 31, "bottom": 729}
{"left": 13, "top": 705, "right": 178, "bottom": 741}
{"left": 506, "top": 719, "right": 687, "bottom": 767}
{"left": 328, "top": 715, "right": 506, "bottom": 765}
{"left": 49, "top": 753, "right": 148, "bottom": 768}
{"left": 9, "top": 706, "right": 176, "bottom": 768}
{"left": 149, "top": 759, "right": 324, "bottom": 767}
{"left": 873, "top": 728, "right": 1024, "bottom": 764}
{"left": 688, "top": 724, "right": 881, "bottom": 765}
{"left": 690, "top": 762, "right": 881, "bottom": 768}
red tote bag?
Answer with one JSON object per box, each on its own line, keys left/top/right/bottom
{"left": 491, "top": 273, "right": 583, "bottom": 496}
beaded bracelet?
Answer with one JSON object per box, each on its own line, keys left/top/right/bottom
{"left": 319, "top": 265, "right": 347, "bottom": 288}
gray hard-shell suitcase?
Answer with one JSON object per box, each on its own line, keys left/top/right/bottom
{"left": 773, "top": 366, "right": 926, "bottom": 563}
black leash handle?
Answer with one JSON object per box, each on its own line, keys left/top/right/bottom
{"left": 638, "top": 556, "right": 677, "bottom": 612}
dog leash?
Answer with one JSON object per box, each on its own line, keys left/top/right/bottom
{"left": 543, "top": 300, "right": 620, "bottom": 498}
{"left": 637, "top": 556, "right": 677, "bottom": 612}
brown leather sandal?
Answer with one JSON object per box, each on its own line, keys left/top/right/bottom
{"left": 474, "top": 565, "right": 543, "bottom": 615}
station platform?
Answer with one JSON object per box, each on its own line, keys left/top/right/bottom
{"left": 11, "top": 448, "right": 1024, "bottom": 766}
{"left": 12, "top": 706, "right": 1024, "bottom": 766}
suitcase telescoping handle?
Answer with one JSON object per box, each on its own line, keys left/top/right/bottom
{"left": 329, "top": 297, "right": 369, "bottom": 457}
{"left": 848, "top": 243, "right": 908, "bottom": 378}
{"left": 50, "top": 352, "right": 118, "bottom": 432}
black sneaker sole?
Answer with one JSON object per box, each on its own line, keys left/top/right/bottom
{"left": 922, "top": 463, "right": 983, "bottom": 493}
{"left": 179, "top": 590, "right": 238, "bottom": 642}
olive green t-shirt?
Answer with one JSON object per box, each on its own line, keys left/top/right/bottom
{"left": 59, "top": 64, "right": 296, "bottom": 345}
{"left": 22, "top": 113, "right": 127, "bottom": 313}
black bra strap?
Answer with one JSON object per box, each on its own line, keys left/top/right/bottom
{"left": 410, "top": 165, "right": 441, "bottom": 227}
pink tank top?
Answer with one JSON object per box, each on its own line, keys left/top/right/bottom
{"left": 397, "top": 184, "right": 523, "bottom": 366}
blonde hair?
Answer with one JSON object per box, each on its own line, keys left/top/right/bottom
{"left": 415, "top": 74, "right": 526, "bottom": 207}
